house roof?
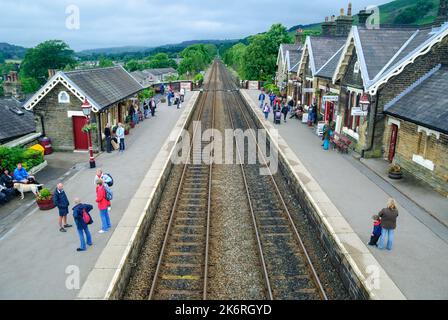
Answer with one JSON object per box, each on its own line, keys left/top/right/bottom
{"left": 316, "top": 46, "right": 344, "bottom": 79}
{"left": 333, "top": 23, "right": 448, "bottom": 94}
{"left": 0, "top": 97, "right": 36, "bottom": 143}
{"left": 144, "top": 68, "right": 177, "bottom": 76}
{"left": 384, "top": 66, "right": 448, "bottom": 134}
{"left": 297, "top": 36, "right": 346, "bottom": 77}
{"left": 64, "top": 66, "right": 143, "bottom": 110}
{"left": 287, "top": 48, "right": 302, "bottom": 72}
{"left": 309, "top": 36, "right": 347, "bottom": 73}
{"left": 278, "top": 43, "right": 301, "bottom": 68}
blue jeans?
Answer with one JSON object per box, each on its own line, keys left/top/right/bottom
{"left": 100, "top": 209, "right": 111, "bottom": 231}
{"left": 119, "top": 138, "right": 125, "bottom": 152}
{"left": 77, "top": 227, "right": 92, "bottom": 250}
{"left": 133, "top": 113, "right": 139, "bottom": 124}
{"left": 378, "top": 228, "right": 394, "bottom": 250}
{"left": 264, "top": 112, "right": 269, "bottom": 119}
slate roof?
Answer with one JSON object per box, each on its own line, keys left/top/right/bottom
{"left": 357, "top": 27, "right": 417, "bottom": 80}
{"left": 145, "top": 68, "right": 177, "bottom": 76}
{"left": 287, "top": 48, "right": 302, "bottom": 71}
{"left": 0, "top": 97, "right": 36, "bottom": 143}
{"left": 64, "top": 66, "right": 143, "bottom": 110}
{"left": 384, "top": 67, "right": 448, "bottom": 134}
{"left": 316, "top": 47, "right": 344, "bottom": 79}
{"left": 309, "top": 36, "right": 346, "bottom": 72}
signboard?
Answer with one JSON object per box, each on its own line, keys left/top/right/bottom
{"left": 180, "top": 82, "right": 192, "bottom": 92}
{"left": 351, "top": 107, "right": 368, "bottom": 116}
{"left": 248, "top": 81, "right": 259, "bottom": 90}
{"left": 302, "top": 113, "right": 309, "bottom": 123}
{"left": 316, "top": 121, "right": 325, "bottom": 137}
{"left": 302, "top": 88, "right": 314, "bottom": 93}
{"left": 323, "top": 95, "right": 339, "bottom": 102}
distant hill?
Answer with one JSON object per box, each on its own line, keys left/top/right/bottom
{"left": 77, "top": 46, "right": 152, "bottom": 56}
{"left": 288, "top": 0, "right": 440, "bottom": 34}
{"left": 0, "top": 43, "right": 27, "bottom": 60}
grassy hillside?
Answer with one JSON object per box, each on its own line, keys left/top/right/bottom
{"left": 288, "top": 0, "right": 440, "bottom": 36}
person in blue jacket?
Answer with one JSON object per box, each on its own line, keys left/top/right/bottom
{"left": 53, "top": 183, "right": 72, "bottom": 232}
{"left": 72, "top": 198, "right": 93, "bottom": 252}
{"left": 13, "top": 163, "right": 37, "bottom": 184}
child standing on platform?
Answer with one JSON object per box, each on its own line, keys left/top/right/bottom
{"left": 368, "top": 215, "right": 382, "bottom": 246}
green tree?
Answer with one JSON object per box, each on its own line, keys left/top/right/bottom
{"left": 125, "top": 59, "right": 141, "bottom": 72}
{"left": 243, "top": 24, "right": 292, "bottom": 80}
{"left": 99, "top": 57, "right": 114, "bottom": 68}
{"left": 20, "top": 77, "right": 40, "bottom": 94}
{"left": 177, "top": 44, "right": 217, "bottom": 77}
{"left": 147, "top": 53, "right": 177, "bottom": 69}
{"left": 20, "top": 40, "right": 76, "bottom": 85}
{"left": 0, "top": 52, "right": 5, "bottom": 64}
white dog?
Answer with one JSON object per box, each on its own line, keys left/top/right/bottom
{"left": 13, "top": 183, "right": 43, "bottom": 200}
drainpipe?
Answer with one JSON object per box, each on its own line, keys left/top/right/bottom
{"left": 39, "top": 113, "right": 46, "bottom": 137}
{"left": 97, "top": 113, "right": 103, "bottom": 152}
{"left": 361, "top": 89, "right": 380, "bottom": 158}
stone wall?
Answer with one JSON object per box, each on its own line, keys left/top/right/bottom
{"left": 383, "top": 118, "right": 448, "bottom": 196}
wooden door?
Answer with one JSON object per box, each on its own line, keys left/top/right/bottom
{"left": 388, "top": 124, "right": 398, "bottom": 162}
{"left": 72, "top": 116, "right": 88, "bottom": 150}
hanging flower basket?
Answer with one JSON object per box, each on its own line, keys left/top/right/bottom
{"left": 81, "top": 123, "right": 98, "bottom": 133}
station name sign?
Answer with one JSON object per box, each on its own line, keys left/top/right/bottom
{"left": 323, "top": 95, "right": 339, "bottom": 102}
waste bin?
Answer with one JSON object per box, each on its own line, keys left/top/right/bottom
{"left": 39, "top": 137, "right": 53, "bottom": 155}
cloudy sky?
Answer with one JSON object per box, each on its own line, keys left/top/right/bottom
{"left": 0, "top": 0, "right": 390, "bottom": 51}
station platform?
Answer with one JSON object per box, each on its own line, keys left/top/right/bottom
{"left": 242, "top": 89, "right": 448, "bottom": 299}
{"left": 0, "top": 92, "right": 197, "bottom": 299}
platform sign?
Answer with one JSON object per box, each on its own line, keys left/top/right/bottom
{"left": 248, "top": 81, "right": 259, "bottom": 90}
{"left": 323, "top": 95, "right": 339, "bottom": 102}
{"left": 316, "top": 121, "right": 325, "bottom": 137}
{"left": 351, "top": 107, "right": 368, "bottom": 116}
{"left": 302, "top": 113, "right": 309, "bottom": 123}
{"left": 180, "top": 82, "right": 192, "bottom": 92}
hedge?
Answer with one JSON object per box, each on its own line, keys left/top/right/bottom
{"left": 0, "top": 146, "right": 44, "bottom": 173}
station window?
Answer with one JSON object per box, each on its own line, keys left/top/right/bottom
{"left": 58, "top": 91, "right": 70, "bottom": 104}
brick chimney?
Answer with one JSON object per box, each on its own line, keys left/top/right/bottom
{"left": 295, "top": 28, "right": 305, "bottom": 44}
{"left": 435, "top": 0, "right": 448, "bottom": 26}
{"left": 48, "top": 69, "right": 57, "bottom": 79}
{"left": 322, "top": 15, "right": 337, "bottom": 36}
{"left": 3, "top": 71, "right": 23, "bottom": 99}
{"left": 358, "top": 9, "right": 374, "bottom": 26}
{"left": 336, "top": 4, "right": 354, "bottom": 37}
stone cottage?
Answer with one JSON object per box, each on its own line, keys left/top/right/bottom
{"left": 23, "top": 66, "right": 144, "bottom": 152}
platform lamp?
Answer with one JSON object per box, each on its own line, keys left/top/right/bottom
{"left": 81, "top": 98, "right": 96, "bottom": 169}
{"left": 359, "top": 93, "right": 370, "bottom": 113}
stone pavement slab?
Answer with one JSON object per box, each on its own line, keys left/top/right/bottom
{"left": 0, "top": 92, "right": 195, "bottom": 300}
{"left": 243, "top": 89, "right": 448, "bottom": 299}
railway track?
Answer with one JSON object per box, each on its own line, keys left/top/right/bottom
{"left": 148, "top": 62, "right": 218, "bottom": 300}
{"left": 219, "top": 61, "right": 328, "bottom": 300}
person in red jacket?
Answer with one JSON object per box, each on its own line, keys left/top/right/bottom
{"left": 95, "top": 179, "right": 111, "bottom": 233}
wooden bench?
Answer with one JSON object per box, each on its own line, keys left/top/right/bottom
{"left": 331, "top": 132, "right": 352, "bottom": 153}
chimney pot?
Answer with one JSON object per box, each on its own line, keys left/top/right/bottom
{"left": 340, "top": 8, "right": 345, "bottom": 16}
{"left": 348, "top": 3, "right": 352, "bottom": 16}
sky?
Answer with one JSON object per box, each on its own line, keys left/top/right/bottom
{"left": 0, "top": 0, "right": 390, "bottom": 51}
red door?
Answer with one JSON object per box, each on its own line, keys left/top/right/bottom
{"left": 388, "top": 124, "right": 398, "bottom": 162}
{"left": 73, "top": 116, "right": 88, "bottom": 150}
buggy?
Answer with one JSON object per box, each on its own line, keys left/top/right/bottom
{"left": 274, "top": 111, "right": 282, "bottom": 124}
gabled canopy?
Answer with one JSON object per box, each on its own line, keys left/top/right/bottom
{"left": 24, "top": 66, "right": 144, "bottom": 113}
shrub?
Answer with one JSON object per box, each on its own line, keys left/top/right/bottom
{"left": 37, "top": 188, "right": 52, "bottom": 201}
{"left": 0, "top": 146, "right": 44, "bottom": 173}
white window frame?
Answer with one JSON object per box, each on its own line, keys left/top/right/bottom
{"left": 58, "top": 91, "right": 70, "bottom": 104}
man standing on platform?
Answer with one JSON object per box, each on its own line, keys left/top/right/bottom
{"left": 53, "top": 183, "right": 72, "bottom": 233}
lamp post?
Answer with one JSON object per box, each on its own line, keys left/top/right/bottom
{"left": 81, "top": 98, "right": 96, "bottom": 169}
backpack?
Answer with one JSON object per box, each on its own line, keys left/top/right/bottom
{"left": 104, "top": 185, "right": 113, "bottom": 201}
{"left": 82, "top": 208, "right": 93, "bottom": 225}
{"left": 103, "top": 173, "right": 114, "bottom": 187}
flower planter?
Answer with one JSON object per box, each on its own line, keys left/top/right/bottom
{"left": 388, "top": 171, "right": 403, "bottom": 180}
{"left": 37, "top": 199, "right": 56, "bottom": 211}
{"left": 130, "top": 122, "right": 135, "bottom": 129}
{"left": 125, "top": 130, "right": 129, "bottom": 135}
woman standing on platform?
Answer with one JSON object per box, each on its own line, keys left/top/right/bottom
{"left": 378, "top": 199, "right": 399, "bottom": 250}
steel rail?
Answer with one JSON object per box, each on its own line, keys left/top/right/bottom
{"left": 220, "top": 61, "right": 328, "bottom": 300}
{"left": 148, "top": 62, "right": 218, "bottom": 300}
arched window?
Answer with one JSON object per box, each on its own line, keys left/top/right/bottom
{"left": 58, "top": 91, "right": 70, "bottom": 104}
{"left": 354, "top": 61, "right": 360, "bottom": 74}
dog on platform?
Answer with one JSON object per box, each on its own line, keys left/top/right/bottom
{"left": 13, "top": 183, "right": 43, "bottom": 200}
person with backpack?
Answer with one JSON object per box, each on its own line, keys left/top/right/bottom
{"left": 262, "top": 102, "right": 270, "bottom": 120}
{"left": 281, "top": 104, "right": 289, "bottom": 123}
{"left": 96, "top": 179, "right": 111, "bottom": 234}
{"left": 94, "top": 169, "right": 113, "bottom": 187}
{"left": 258, "top": 91, "right": 266, "bottom": 108}
{"left": 72, "top": 198, "right": 93, "bottom": 252}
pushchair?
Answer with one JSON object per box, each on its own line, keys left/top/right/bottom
{"left": 274, "top": 111, "right": 282, "bottom": 124}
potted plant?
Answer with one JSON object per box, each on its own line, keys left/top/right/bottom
{"left": 388, "top": 164, "right": 403, "bottom": 180}
{"left": 36, "top": 188, "right": 56, "bottom": 210}
{"left": 124, "top": 124, "right": 131, "bottom": 135}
